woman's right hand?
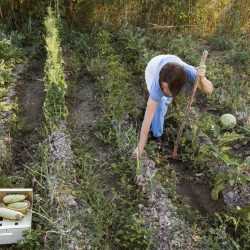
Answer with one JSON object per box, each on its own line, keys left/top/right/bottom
{"left": 131, "top": 146, "right": 147, "bottom": 159}
{"left": 132, "top": 147, "right": 140, "bottom": 159}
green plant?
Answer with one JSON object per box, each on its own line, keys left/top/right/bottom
{"left": 0, "top": 37, "right": 23, "bottom": 62}
{"left": 199, "top": 132, "right": 247, "bottom": 201}
{"left": 43, "top": 7, "right": 68, "bottom": 129}
{"left": 0, "top": 31, "right": 23, "bottom": 171}
{"left": 226, "top": 50, "right": 250, "bottom": 66}
{"left": 209, "top": 36, "right": 233, "bottom": 50}
{"left": 113, "top": 26, "right": 154, "bottom": 75}
{"left": 198, "top": 216, "right": 240, "bottom": 250}
{"left": 160, "top": 34, "right": 200, "bottom": 65}
{"left": 114, "top": 212, "right": 151, "bottom": 249}
{"left": 76, "top": 27, "right": 152, "bottom": 249}
{"left": 87, "top": 29, "right": 137, "bottom": 121}
{"left": 17, "top": 229, "right": 43, "bottom": 250}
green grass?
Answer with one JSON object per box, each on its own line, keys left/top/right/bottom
{"left": 43, "top": 7, "right": 68, "bottom": 129}
{"left": 0, "top": 31, "right": 24, "bottom": 171}
{"left": 63, "top": 27, "right": 153, "bottom": 249}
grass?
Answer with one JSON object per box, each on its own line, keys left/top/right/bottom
{"left": 63, "top": 26, "right": 152, "bottom": 249}
{"left": 43, "top": 7, "right": 68, "bottom": 129}
{"left": 0, "top": 30, "right": 24, "bottom": 172}
{"left": 22, "top": 8, "right": 83, "bottom": 249}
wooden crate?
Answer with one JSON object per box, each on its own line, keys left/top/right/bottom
{"left": 0, "top": 188, "right": 33, "bottom": 245}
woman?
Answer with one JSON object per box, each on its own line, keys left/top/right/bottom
{"left": 133, "top": 54, "right": 214, "bottom": 158}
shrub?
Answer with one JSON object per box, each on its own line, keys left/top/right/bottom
{"left": 209, "top": 36, "right": 233, "bottom": 50}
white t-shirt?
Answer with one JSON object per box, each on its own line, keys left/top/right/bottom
{"left": 145, "top": 55, "right": 197, "bottom": 102}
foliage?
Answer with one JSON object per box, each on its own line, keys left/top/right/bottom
{"left": 87, "top": 29, "right": 137, "bottom": 121}
{"left": 17, "top": 230, "right": 43, "bottom": 250}
{"left": 71, "top": 135, "right": 150, "bottom": 249}
{"left": 162, "top": 34, "right": 201, "bottom": 65}
{"left": 2, "top": 0, "right": 249, "bottom": 36}
{"left": 0, "top": 38, "right": 23, "bottom": 63}
{"left": 225, "top": 50, "right": 250, "bottom": 66}
{"left": 165, "top": 34, "right": 250, "bottom": 214}
{"left": 200, "top": 212, "right": 250, "bottom": 250}
{"left": 208, "top": 35, "right": 233, "bottom": 50}
{"left": 112, "top": 26, "right": 154, "bottom": 75}
{"left": 177, "top": 114, "right": 249, "bottom": 238}
{"left": 73, "top": 26, "right": 152, "bottom": 248}
{"left": 0, "top": 31, "right": 23, "bottom": 170}
{"left": 198, "top": 218, "right": 240, "bottom": 250}
{"left": 43, "top": 7, "right": 68, "bottom": 128}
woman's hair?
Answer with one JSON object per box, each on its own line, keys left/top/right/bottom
{"left": 159, "top": 63, "right": 187, "bottom": 97}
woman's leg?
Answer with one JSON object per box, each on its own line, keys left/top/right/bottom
{"left": 150, "top": 96, "right": 172, "bottom": 138}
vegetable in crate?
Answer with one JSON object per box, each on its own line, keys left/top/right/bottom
{"left": 7, "top": 200, "right": 30, "bottom": 214}
{"left": 3, "top": 194, "right": 26, "bottom": 204}
{"left": 0, "top": 207, "right": 24, "bottom": 220}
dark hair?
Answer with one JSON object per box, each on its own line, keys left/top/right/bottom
{"left": 159, "top": 63, "right": 187, "bottom": 97}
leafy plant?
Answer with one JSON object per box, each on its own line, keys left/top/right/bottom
{"left": 209, "top": 36, "right": 233, "bottom": 50}
{"left": 198, "top": 213, "right": 240, "bottom": 250}
{"left": 43, "top": 7, "right": 68, "bottom": 129}
{"left": 17, "top": 230, "right": 43, "bottom": 250}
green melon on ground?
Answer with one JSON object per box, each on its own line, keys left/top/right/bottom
{"left": 220, "top": 114, "right": 237, "bottom": 129}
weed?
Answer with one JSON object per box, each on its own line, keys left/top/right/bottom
{"left": 198, "top": 221, "right": 240, "bottom": 250}
{"left": 0, "top": 32, "right": 23, "bottom": 172}
{"left": 209, "top": 36, "right": 233, "bottom": 50}
{"left": 17, "top": 229, "right": 43, "bottom": 250}
{"left": 154, "top": 34, "right": 201, "bottom": 65}
{"left": 87, "top": 29, "right": 137, "bottom": 121}
{"left": 77, "top": 27, "right": 152, "bottom": 249}
{"left": 43, "top": 7, "right": 68, "bottom": 129}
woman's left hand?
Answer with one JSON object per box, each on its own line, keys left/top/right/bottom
{"left": 197, "top": 65, "right": 206, "bottom": 78}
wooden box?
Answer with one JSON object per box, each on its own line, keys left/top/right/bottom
{"left": 0, "top": 188, "right": 33, "bottom": 245}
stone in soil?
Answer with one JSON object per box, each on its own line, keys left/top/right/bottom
{"left": 223, "top": 185, "right": 250, "bottom": 208}
{"left": 47, "top": 122, "right": 73, "bottom": 164}
{"left": 215, "top": 165, "right": 250, "bottom": 209}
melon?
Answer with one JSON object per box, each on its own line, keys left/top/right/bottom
{"left": 0, "top": 207, "right": 24, "bottom": 220}
{"left": 3, "top": 194, "right": 26, "bottom": 204}
{"left": 220, "top": 114, "right": 237, "bottom": 129}
{"left": 7, "top": 200, "right": 30, "bottom": 214}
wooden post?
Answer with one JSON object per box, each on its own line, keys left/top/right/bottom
{"left": 172, "top": 50, "right": 208, "bottom": 159}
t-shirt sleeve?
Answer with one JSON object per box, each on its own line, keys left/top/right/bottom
{"left": 149, "top": 91, "right": 161, "bottom": 103}
{"left": 184, "top": 64, "right": 197, "bottom": 85}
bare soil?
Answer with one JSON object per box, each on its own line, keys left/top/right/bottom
{"left": 11, "top": 57, "right": 45, "bottom": 172}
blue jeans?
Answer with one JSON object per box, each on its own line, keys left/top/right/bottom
{"left": 150, "top": 96, "right": 173, "bottom": 138}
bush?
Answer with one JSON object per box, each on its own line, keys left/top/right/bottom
{"left": 209, "top": 36, "right": 233, "bottom": 50}
{"left": 163, "top": 34, "right": 200, "bottom": 65}
{"left": 225, "top": 50, "right": 250, "bottom": 66}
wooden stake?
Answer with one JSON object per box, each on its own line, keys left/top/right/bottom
{"left": 172, "top": 50, "right": 208, "bottom": 159}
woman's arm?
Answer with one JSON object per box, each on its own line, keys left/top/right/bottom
{"left": 134, "top": 96, "right": 158, "bottom": 158}
{"left": 183, "top": 63, "right": 213, "bottom": 95}
{"left": 196, "top": 65, "right": 214, "bottom": 95}
{"left": 198, "top": 76, "right": 214, "bottom": 95}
